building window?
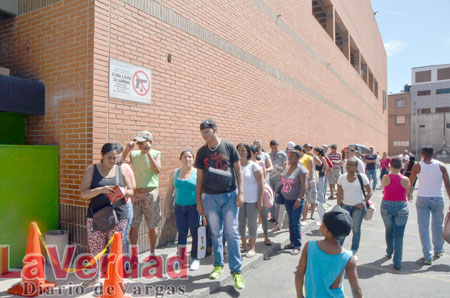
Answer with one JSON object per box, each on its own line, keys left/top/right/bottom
{"left": 415, "top": 70, "right": 431, "bottom": 83}
{"left": 374, "top": 79, "right": 378, "bottom": 99}
{"left": 436, "top": 107, "right": 450, "bottom": 113}
{"left": 417, "top": 90, "right": 431, "bottom": 96}
{"left": 312, "top": 0, "right": 333, "bottom": 39}
{"left": 383, "top": 90, "right": 387, "bottom": 111}
{"left": 393, "top": 141, "right": 409, "bottom": 147}
{"left": 395, "top": 98, "right": 406, "bottom": 107}
{"left": 437, "top": 67, "right": 450, "bottom": 81}
{"left": 436, "top": 88, "right": 450, "bottom": 95}
{"left": 395, "top": 115, "right": 406, "bottom": 124}
{"left": 417, "top": 108, "right": 431, "bottom": 114}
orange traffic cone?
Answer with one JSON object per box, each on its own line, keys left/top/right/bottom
{"left": 98, "top": 232, "right": 130, "bottom": 298}
{"left": 8, "top": 222, "right": 55, "bottom": 297}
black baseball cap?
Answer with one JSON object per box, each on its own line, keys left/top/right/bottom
{"left": 200, "top": 119, "right": 217, "bottom": 130}
{"left": 323, "top": 205, "right": 352, "bottom": 239}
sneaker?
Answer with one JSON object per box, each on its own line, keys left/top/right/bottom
{"left": 434, "top": 252, "right": 444, "bottom": 259}
{"left": 385, "top": 254, "right": 392, "bottom": 259}
{"left": 301, "top": 221, "right": 307, "bottom": 226}
{"left": 233, "top": 273, "right": 245, "bottom": 290}
{"left": 291, "top": 248, "right": 301, "bottom": 255}
{"left": 190, "top": 259, "right": 200, "bottom": 271}
{"left": 209, "top": 266, "right": 224, "bottom": 280}
{"left": 421, "top": 258, "right": 432, "bottom": 265}
{"left": 311, "top": 215, "right": 316, "bottom": 220}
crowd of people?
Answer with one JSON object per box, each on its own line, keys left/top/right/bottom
{"left": 79, "top": 118, "right": 450, "bottom": 296}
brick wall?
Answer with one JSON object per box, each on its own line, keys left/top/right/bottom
{"left": 1, "top": 0, "right": 387, "bottom": 251}
{"left": 0, "top": 0, "right": 95, "bottom": 250}
{"left": 388, "top": 93, "right": 411, "bottom": 155}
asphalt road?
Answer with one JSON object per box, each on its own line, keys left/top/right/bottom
{"left": 209, "top": 174, "right": 450, "bottom": 298}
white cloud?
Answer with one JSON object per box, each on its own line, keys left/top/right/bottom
{"left": 384, "top": 41, "right": 408, "bottom": 57}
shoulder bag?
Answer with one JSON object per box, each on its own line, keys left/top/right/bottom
{"left": 356, "top": 174, "right": 375, "bottom": 221}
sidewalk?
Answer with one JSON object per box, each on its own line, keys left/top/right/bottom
{"left": 0, "top": 211, "right": 321, "bottom": 297}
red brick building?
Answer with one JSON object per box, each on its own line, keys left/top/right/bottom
{"left": 388, "top": 91, "right": 411, "bottom": 155}
{"left": 0, "top": 0, "right": 387, "bottom": 251}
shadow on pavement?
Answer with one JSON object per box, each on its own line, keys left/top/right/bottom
{"left": 211, "top": 284, "right": 241, "bottom": 297}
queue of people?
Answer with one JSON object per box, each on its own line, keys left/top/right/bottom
{"left": 79, "top": 119, "right": 450, "bottom": 295}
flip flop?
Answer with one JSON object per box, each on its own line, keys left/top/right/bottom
{"left": 246, "top": 250, "right": 256, "bottom": 258}
{"left": 284, "top": 243, "right": 294, "bottom": 249}
{"left": 264, "top": 239, "right": 273, "bottom": 246}
{"left": 272, "top": 226, "right": 281, "bottom": 232}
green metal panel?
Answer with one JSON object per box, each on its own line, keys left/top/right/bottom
{"left": 0, "top": 145, "right": 59, "bottom": 268}
{"left": 0, "top": 112, "right": 26, "bottom": 145}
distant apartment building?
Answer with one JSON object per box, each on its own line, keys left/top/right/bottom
{"left": 410, "top": 64, "right": 450, "bottom": 156}
{"left": 388, "top": 88, "right": 411, "bottom": 155}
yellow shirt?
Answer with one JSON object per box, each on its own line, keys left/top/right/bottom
{"left": 300, "top": 154, "right": 313, "bottom": 171}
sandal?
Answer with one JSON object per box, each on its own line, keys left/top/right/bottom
{"left": 272, "top": 226, "right": 281, "bottom": 232}
{"left": 246, "top": 250, "right": 256, "bottom": 258}
{"left": 264, "top": 239, "right": 273, "bottom": 246}
{"left": 284, "top": 243, "right": 294, "bottom": 250}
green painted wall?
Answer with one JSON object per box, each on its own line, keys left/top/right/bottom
{"left": 0, "top": 112, "right": 26, "bottom": 145}
{"left": 0, "top": 145, "right": 59, "bottom": 268}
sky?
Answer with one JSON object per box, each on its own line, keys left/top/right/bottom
{"left": 370, "top": 0, "right": 450, "bottom": 93}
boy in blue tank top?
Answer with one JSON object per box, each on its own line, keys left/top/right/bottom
{"left": 295, "top": 206, "right": 362, "bottom": 298}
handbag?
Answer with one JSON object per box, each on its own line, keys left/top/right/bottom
{"left": 204, "top": 148, "right": 233, "bottom": 191}
{"left": 356, "top": 174, "right": 375, "bottom": 221}
{"left": 274, "top": 184, "right": 285, "bottom": 205}
{"left": 262, "top": 181, "right": 274, "bottom": 208}
{"left": 443, "top": 212, "right": 450, "bottom": 244}
{"left": 92, "top": 165, "right": 120, "bottom": 232}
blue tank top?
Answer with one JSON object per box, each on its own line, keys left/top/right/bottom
{"left": 305, "top": 240, "right": 352, "bottom": 298}
{"left": 174, "top": 168, "right": 197, "bottom": 205}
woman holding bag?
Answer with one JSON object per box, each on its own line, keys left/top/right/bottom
{"left": 380, "top": 156, "right": 411, "bottom": 270}
{"left": 164, "top": 149, "right": 201, "bottom": 271}
{"left": 80, "top": 143, "right": 134, "bottom": 288}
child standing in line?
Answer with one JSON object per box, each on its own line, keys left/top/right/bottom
{"left": 295, "top": 206, "right": 363, "bottom": 298}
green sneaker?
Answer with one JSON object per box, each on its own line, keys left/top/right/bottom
{"left": 209, "top": 266, "right": 223, "bottom": 280}
{"left": 233, "top": 272, "right": 245, "bottom": 290}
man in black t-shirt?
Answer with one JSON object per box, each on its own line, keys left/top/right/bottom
{"left": 195, "top": 119, "right": 245, "bottom": 289}
{"left": 364, "top": 146, "right": 378, "bottom": 190}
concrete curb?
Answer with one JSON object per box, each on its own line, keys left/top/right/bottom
{"left": 191, "top": 219, "right": 320, "bottom": 298}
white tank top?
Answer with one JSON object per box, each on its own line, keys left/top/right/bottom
{"left": 417, "top": 160, "right": 443, "bottom": 197}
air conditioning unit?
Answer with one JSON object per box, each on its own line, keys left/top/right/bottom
{"left": 0, "top": 0, "right": 18, "bottom": 16}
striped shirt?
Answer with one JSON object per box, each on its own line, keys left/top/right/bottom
{"left": 327, "top": 153, "right": 342, "bottom": 169}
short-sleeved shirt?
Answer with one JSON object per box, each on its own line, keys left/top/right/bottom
{"left": 131, "top": 149, "right": 161, "bottom": 188}
{"left": 327, "top": 153, "right": 342, "bottom": 169}
{"left": 380, "top": 157, "right": 391, "bottom": 169}
{"left": 300, "top": 154, "right": 316, "bottom": 182}
{"left": 195, "top": 140, "right": 240, "bottom": 194}
{"left": 242, "top": 161, "right": 261, "bottom": 203}
{"left": 269, "top": 150, "right": 287, "bottom": 180}
{"left": 338, "top": 173, "right": 369, "bottom": 206}
{"left": 365, "top": 154, "right": 377, "bottom": 171}
{"left": 257, "top": 152, "right": 270, "bottom": 181}
{"left": 281, "top": 165, "right": 308, "bottom": 200}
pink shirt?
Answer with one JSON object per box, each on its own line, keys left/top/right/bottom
{"left": 383, "top": 173, "right": 407, "bottom": 201}
{"left": 380, "top": 157, "right": 391, "bottom": 169}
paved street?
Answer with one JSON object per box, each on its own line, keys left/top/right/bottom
{"left": 210, "top": 178, "right": 450, "bottom": 297}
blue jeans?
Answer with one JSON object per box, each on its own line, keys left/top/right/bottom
{"left": 416, "top": 196, "right": 445, "bottom": 261}
{"left": 123, "top": 201, "right": 133, "bottom": 254}
{"left": 366, "top": 169, "right": 378, "bottom": 189}
{"left": 380, "top": 200, "right": 409, "bottom": 268}
{"left": 340, "top": 204, "right": 366, "bottom": 252}
{"left": 175, "top": 204, "right": 200, "bottom": 258}
{"left": 380, "top": 168, "right": 389, "bottom": 181}
{"left": 202, "top": 190, "right": 241, "bottom": 274}
{"left": 284, "top": 199, "right": 305, "bottom": 248}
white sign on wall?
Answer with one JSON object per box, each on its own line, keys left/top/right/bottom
{"left": 109, "top": 59, "right": 151, "bottom": 104}
{"left": 393, "top": 141, "right": 409, "bottom": 147}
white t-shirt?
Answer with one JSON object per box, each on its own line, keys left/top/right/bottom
{"left": 242, "top": 161, "right": 261, "bottom": 203}
{"left": 343, "top": 158, "right": 365, "bottom": 174}
{"left": 337, "top": 173, "right": 369, "bottom": 206}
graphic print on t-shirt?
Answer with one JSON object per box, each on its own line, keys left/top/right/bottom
{"left": 281, "top": 177, "right": 294, "bottom": 193}
{"left": 204, "top": 152, "right": 228, "bottom": 170}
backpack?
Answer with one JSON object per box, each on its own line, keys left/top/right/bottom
{"left": 262, "top": 182, "right": 274, "bottom": 208}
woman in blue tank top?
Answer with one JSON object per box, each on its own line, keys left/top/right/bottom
{"left": 164, "top": 149, "right": 200, "bottom": 271}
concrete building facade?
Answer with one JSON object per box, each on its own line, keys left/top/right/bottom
{"left": 0, "top": 0, "right": 387, "bottom": 251}
{"left": 410, "top": 64, "right": 450, "bottom": 156}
